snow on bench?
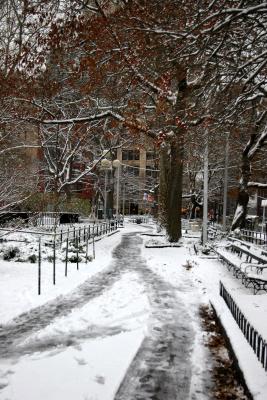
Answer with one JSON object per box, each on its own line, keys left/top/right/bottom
{"left": 241, "top": 264, "right": 267, "bottom": 294}
{"left": 227, "top": 236, "right": 251, "bottom": 249}
{"left": 230, "top": 242, "right": 267, "bottom": 265}
{"left": 213, "top": 243, "right": 267, "bottom": 294}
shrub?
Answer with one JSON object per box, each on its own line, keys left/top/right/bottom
{"left": 3, "top": 246, "right": 20, "bottom": 260}
{"left": 23, "top": 193, "right": 91, "bottom": 217}
{"left": 47, "top": 255, "right": 55, "bottom": 263}
{"left": 68, "top": 255, "right": 82, "bottom": 263}
{"left": 60, "top": 197, "right": 91, "bottom": 217}
{"left": 28, "top": 254, "right": 37, "bottom": 263}
{"left": 70, "top": 242, "right": 85, "bottom": 252}
{"left": 1, "top": 217, "right": 26, "bottom": 229}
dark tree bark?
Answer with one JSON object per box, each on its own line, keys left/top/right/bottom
{"left": 159, "top": 139, "right": 183, "bottom": 242}
{"left": 231, "top": 189, "right": 249, "bottom": 231}
{"left": 231, "top": 130, "right": 253, "bottom": 230}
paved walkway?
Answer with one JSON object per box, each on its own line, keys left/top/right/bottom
{"left": 0, "top": 231, "right": 214, "bottom": 399}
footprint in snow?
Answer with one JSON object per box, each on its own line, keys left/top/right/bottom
{"left": 2, "top": 370, "right": 15, "bottom": 378}
{"left": 0, "top": 380, "right": 8, "bottom": 390}
{"left": 74, "top": 357, "right": 87, "bottom": 366}
{"left": 95, "top": 375, "right": 105, "bottom": 384}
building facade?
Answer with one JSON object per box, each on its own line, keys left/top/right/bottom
{"left": 116, "top": 147, "right": 159, "bottom": 215}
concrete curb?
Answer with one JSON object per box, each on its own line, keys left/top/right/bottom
{"left": 210, "top": 300, "right": 253, "bottom": 400}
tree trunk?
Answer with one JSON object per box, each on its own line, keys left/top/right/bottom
{"left": 231, "top": 189, "right": 249, "bottom": 231}
{"left": 231, "top": 113, "right": 267, "bottom": 231}
{"left": 106, "top": 169, "right": 114, "bottom": 218}
{"left": 159, "top": 140, "right": 183, "bottom": 242}
{"left": 231, "top": 154, "right": 250, "bottom": 231}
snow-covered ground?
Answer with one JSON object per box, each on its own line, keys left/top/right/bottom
{"left": 0, "top": 230, "right": 122, "bottom": 323}
{"left": 0, "top": 221, "right": 267, "bottom": 399}
{"left": 142, "top": 235, "right": 267, "bottom": 399}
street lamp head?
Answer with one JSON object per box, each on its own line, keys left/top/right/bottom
{"left": 112, "top": 159, "right": 120, "bottom": 168}
{"left": 101, "top": 158, "right": 111, "bottom": 169}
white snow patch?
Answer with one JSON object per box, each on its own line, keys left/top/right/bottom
{"left": 0, "top": 231, "right": 122, "bottom": 324}
{"left": 0, "top": 330, "right": 144, "bottom": 400}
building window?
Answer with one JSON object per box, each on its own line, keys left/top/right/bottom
{"left": 146, "top": 151, "right": 155, "bottom": 160}
{"left": 146, "top": 169, "right": 158, "bottom": 178}
{"left": 122, "top": 149, "right": 140, "bottom": 161}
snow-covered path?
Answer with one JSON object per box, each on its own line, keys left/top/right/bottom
{"left": 0, "top": 229, "right": 213, "bottom": 399}
{"left": 114, "top": 233, "right": 196, "bottom": 400}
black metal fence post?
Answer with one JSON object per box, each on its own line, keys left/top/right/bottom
{"left": 86, "top": 233, "right": 89, "bottom": 263}
{"left": 53, "top": 234, "right": 56, "bottom": 285}
{"left": 76, "top": 237, "right": 79, "bottom": 270}
{"left": 38, "top": 237, "right": 41, "bottom": 295}
{"left": 93, "top": 233, "right": 95, "bottom": 259}
{"left": 220, "top": 280, "right": 267, "bottom": 371}
{"left": 264, "top": 343, "right": 267, "bottom": 370}
{"left": 65, "top": 235, "right": 69, "bottom": 277}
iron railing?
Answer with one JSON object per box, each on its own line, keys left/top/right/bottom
{"left": 1, "top": 221, "right": 120, "bottom": 295}
{"left": 220, "top": 281, "right": 267, "bottom": 371}
{"left": 240, "top": 229, "right": 267, "bottom": 246}
{"left": 0, "top": 211, "right": 79, "bottom": 227}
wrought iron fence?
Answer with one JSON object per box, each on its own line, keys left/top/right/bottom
{"left": 220, "top": 281, "right": 267, "bottom": 371}
{"left": 0, "top": 221, "right": 119, "bottom": 295}
{"left": 240, "top": 229, "right": 267, "bottom": 246}
{"left": 0, "top": 211, "right": 80, "bottom": 227}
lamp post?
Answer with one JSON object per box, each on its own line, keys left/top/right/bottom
{"left": 112, "top": 159, "right": 121, "bottom": 219}
{"left": 222, "top": 133, "right": 229, "bottom": 231}
{"left": 100, "top": 158, "right": 111, "bottom": 220}
{"left": 261, "top": 199, "right": 267, "bottom": 234}
{"left": 100, "top": 157, "right": 121, "bottom": 220}
{"left": 202, "top": 134, "right": 209, "bottom": 245}
{"left": 122, "top": 181, "right": 126, "bottom": 217}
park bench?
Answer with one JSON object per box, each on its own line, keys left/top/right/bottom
{"left": 227, "top": 236, "right": 251, "bottom": 249}
{"left": 230, "top": 243, "right": 267, "bottom": 264}
{"left": 240, "top": 263, "right": 267, "bottom": 294}
{"left": 214, "top": 245, "right": 247, "bottom": 277}
{"left": 213, "top": 242, "right": 267, "bottom": 294}
{"left": 228, "top": 237, "right": 267, "bottom": 261}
